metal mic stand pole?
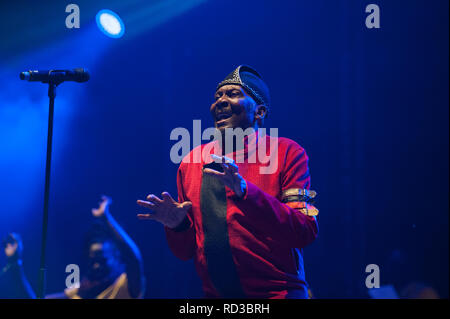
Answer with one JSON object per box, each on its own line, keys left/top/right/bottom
{"left": 37, "top": 81, "right": 59, "bottom": 299}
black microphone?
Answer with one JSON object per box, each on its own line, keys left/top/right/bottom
{"left": 20, "top": 68, "right": 90, "bottom": 83}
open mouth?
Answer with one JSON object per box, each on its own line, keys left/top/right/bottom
{"left": 215, "top": 112, "right": 232, "bottom": 124}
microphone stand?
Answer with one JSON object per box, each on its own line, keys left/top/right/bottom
{"left": 20, "top": 69, "right": 89, "bottom": 298}
{"left": 37, "top": 78, "right": 61, "bottom": 299}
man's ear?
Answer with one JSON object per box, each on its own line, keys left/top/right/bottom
{"left": 255, "top": 105, "right": 268, "bottom": 121}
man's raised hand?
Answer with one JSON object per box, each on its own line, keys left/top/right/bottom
{"left": 92, "top": 195, "right": 112, "bottom": 218}
{"left": 203, "top": 154, "right": 247, "bottom": 198}
{"left": 137, "top": 192, "right": 192, "bottom": 229}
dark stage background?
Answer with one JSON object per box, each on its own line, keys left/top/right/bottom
{"left": 0, "top": 0, "right": 448, "bottom": 298}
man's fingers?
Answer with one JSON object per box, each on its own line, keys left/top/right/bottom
{"left": 220, "top": 162, "right": 238, "bottom": 173}
{"left": 146, "top": 194, "right": 163, "bottom": 204}
{"left": 180, "top": 201, "right": 192, "bottom": 211}
{"left": 161, "top": 192, "right": 176, "bottom": 203}
{"left": 203, "top": 167, "right": 225, "bottom": 177}
{"left": 222, "top": 156, "right": 238, "bottom": 172}
{"left": 211, "top": 154, "right": 235, "bottom": 164}
{"left": 137, "top": 213, "right": 156, "bottom": 220}
{"left": 222, "top": 155, "right": 235, "bottom": 164}
{"left": 100, "top": 195, "right": 112, "bottom": 208}
{"left": 211, "top": 154, "right": 222, "bottom": 163}
{"left": 210, "top": 154, "right": 238, "bottom": 172}
{"left": 137, "top": 200, "right": 156, "bottom": 209}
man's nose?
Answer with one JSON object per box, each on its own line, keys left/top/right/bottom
{"left": 215, "top": 97, "right": 229, "bottom": 110}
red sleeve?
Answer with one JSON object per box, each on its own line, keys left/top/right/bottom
{"left": 164, "top": 164, "right": 197, "bottom": 261}
{"left": 236, "top": 141, "right": 318, "bottom": 248}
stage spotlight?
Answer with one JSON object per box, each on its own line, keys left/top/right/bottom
{"left": 96, "top": 9, "right": 125, "bottom": 38}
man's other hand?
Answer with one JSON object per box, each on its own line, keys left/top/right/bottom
{"left": 137, "top": 192, "right": 192, "bottom": 229}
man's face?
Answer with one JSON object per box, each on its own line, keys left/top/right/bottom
{"left": 87, "top": 241, "right": 120, "bottom": 281}
{"left": 2, "top": 233, "right": 22, "bottom": 260}
{"left": 4, "top": 242, "right": 18, "bottom": 257}
{"left": 210, "top": 84, "right": 258, "bottom": 131}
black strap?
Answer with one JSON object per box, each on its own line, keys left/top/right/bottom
{"left": 201, "top": 162, "right": 245, "bottom": 298}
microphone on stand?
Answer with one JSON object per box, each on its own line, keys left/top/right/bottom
{"left": 20, "top": 68, "right": 90, "bottom": 83}
{"left": 19, "top": 66, "right": 89, "bottom": 298}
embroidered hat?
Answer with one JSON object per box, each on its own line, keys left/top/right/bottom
{"left": 216, "top": 65, "right": 270, "bottom": 110}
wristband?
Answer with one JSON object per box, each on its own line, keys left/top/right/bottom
{"left": 282, "top": 188, "right": 318, "bottom": 216}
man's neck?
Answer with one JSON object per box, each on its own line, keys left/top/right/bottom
{"left": 218, "top": 125, "right": 258, "bottom": 155}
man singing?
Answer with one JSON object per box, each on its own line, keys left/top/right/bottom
{"left": 137, "top": 65, "right": 318, "bottom": 298}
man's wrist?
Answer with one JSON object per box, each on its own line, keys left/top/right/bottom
{"left": 99, "top": 210, "right": 112, "bottom": 221}
{"left": 168, "top": 215, "right": 191, "bottom": 232}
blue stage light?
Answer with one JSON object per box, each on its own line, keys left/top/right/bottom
{"left": 96, "top": 9, "right": 125, "bottom": 38}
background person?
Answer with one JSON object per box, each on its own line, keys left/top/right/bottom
{"left": 0, "top": 232, "right": 36, "bottom": 299}
{"left": 47, "top": 196, "right": 145, "bottom": 299}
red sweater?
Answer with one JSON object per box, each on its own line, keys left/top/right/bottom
{"left": 165, "top": 132, "right": 318, "bottom": 298}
